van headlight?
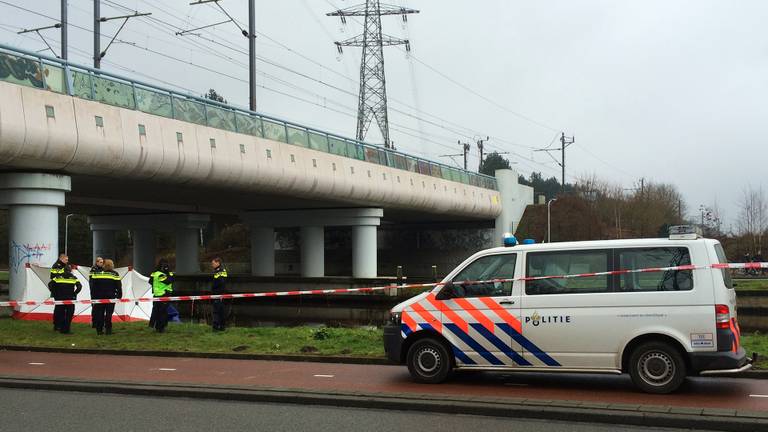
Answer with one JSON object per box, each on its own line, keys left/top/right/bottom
{"left": 389, "top": 311, "right": 402, "bottom": 324}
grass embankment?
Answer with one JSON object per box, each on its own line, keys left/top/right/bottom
{"left": 0, "top": 319, "right": 764, "bottom": 369}
{"left": 0, "top": 319, "right": 384, "bottom": 357}
{"left": 742, "top": 333, "right": 767, "bottom": 369}
{"left": 0, "top": 271, "right": 7, "bottom": 284}
{"left": 734, "top": 279, "right": 768, "bottom": 291}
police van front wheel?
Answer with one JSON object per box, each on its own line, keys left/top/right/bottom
{"left": 406, "top": 338, "right": 453, "bottom": 384}
{"left": 628, "top": 341, "right": 687, "bottom": 394}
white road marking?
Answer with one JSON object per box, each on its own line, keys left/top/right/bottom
{"left": 158, "top": 368, "right": 177, "bottom": 371}
{"left": 313, "top": 374, "right": 335, "bottom": 378}
{"left": 27, "top": 362, "right": 45, "bottom": 366}
{"left": 749, "top": 394, "right": 768, "bottom": 398}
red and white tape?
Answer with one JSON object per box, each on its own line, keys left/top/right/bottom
{"left": 1, "top": 262, "right": 765, "bottom": 308}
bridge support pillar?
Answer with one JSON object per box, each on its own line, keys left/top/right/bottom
{"left": 132, "top": 229, "right": 155, "bottom": 275}
{"left": 175, "top": 228, "right": 200, "bottom": 273}
{"left": 250, "top": 227, "right": 275, "bottom": 277}
{"left": 300, "top": 226, "right": 325, "bottom": 277}
{"left": 92, "top": 230, "right": 116, "bottom": 262}
{"left": 242, "top": 208, "right": 382, "bottom": 279}
{"left": 0, "top": 173, "right": 71, "bottom": 302}
{"left": 174, "top": 214, "right": 209, "bottom": 274}
{"left": 494, "top": 168, "right": 534, "bottom": 246}
{"left": 352, "top": 225, "right": 377, "bottom": 279}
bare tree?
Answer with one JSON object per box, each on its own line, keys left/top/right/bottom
{"left": 737, "top": 185, "right": 767, "bottom": 253}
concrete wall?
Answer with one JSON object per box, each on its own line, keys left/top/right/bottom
{"left": 0, "top": 82, "right": 501, "bottom": 219}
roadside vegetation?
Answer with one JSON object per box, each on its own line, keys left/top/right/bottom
{"left": 0, "top": 319, "right": 384, "bottom": 357}
{"left": 0, "top": 319, "right": 764, "bottom": 370}
{"left": 734, "top": 279, "right": 768, "bottom": 291}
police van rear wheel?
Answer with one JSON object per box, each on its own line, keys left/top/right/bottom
{"left": 629, "top": 341, "right": 686, "bottom": 394}
{"left": 406, "top": 338, "right": 452, "bottom": 384}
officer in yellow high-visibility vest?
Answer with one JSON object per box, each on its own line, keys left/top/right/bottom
{"left": 149, "top": 259, "right": 174, "bottom": 333}
{"left": 210, "top": 257, "right": 228, "bottom": 332}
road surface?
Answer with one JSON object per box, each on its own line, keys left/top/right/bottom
{"left": 0, "top": 387, "right": 716, "bottom": 432}
{"left": 0, "top": 350, "right": 765, "bottom": 413}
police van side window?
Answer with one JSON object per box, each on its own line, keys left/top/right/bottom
{"left": 713, "top": 243, "right": 733, "bottom": 289}
{"left": 617, "top": 247, "right": 692, "bottom": 291}
{"left": 525, "top": 250, "right": 610, "bottom": 295}
{"left": 449, "top": 254, "right": 516, "bottom": 298}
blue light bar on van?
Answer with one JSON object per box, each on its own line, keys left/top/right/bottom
{"left": 522, "top": 239, "right": 536, "bottom": 244}
{"left": 503, "top": 233, "right": 518, "bottom": 247}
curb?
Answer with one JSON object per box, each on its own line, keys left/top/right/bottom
{"left": 0, "top": 345, "right": 390, "bottom": 365}
{"left": 0, "top": 375, "right": 765, "bottom": 431}
{"left": 1, "top": 345, "right": 765, "bottom": 379}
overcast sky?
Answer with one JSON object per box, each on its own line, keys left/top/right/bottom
{"left": 1, "top": 0, "right": 764, "bottom": 228}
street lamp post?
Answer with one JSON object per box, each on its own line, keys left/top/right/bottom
{"left": 64, "top": 213, "right": 74, "bottom": 255}
{"left": 547, "top": 198, "right": 557, "bottom": 243}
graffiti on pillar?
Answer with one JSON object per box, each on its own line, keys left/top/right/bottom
{"left": 10, "top": 241, "right": 52, "bottom": 272}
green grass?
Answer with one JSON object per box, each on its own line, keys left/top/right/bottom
{"left": 0, "top": 318, "right": 764, "bottom": 370}
{"left": 0, "top": 271, "right": 7, "bottom": 284}
{"left": 0, "top": 318, "right": 384, "bottom": 357}
{"left": 734, "top": 279, "right": 768, "bottom": 291}
{"left": 742, "top": 332, "right": 767, "bottom": 369}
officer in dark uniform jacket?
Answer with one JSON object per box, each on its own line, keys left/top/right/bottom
{"left": 89, "top": 257, "right": 104, "bottom": 328}
{"left": 90, "top": 259, "right": 122, "bottom": 335}
{"left": 48, "top": 254, "right": 82, "bottom": 334}
{"left": 210, "top": 257, "right": 228, "bottom": 331}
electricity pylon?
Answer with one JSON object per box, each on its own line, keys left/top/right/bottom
{"left": 327, "top": 1, "right": 418, "bottom": 148}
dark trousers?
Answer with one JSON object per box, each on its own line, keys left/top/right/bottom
{"left": 52, "top": 305, "right": 63, "bottom": 330}
{"left": 92, "top": 303, "right": 115, "bottom": 332}
{"left": 212, "top": 299, "right": 226, "bottom": 330}
{"left": 152, "top": 301, "right": 169, "bottom": 332}
{"left": 54, "top": 304, "right": 75, "bottom": 333}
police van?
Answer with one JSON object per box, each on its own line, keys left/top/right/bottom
{"left": 383, "top": 226, "right": 754, "bottom": 394}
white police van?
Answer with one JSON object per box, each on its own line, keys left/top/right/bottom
{"left": 383, "top": 226, "right": 754, "bottom": 394}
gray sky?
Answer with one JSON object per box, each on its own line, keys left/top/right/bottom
{"left": 1, "top": 0, "right": 765, "bottom": 228}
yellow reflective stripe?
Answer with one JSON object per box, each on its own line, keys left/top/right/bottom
{"left": 213, "top": 271, "right": 228, "bottom": 279}
{"left": 52, "top": 278, "right": 78, "bottom": 284}
{"left": 91, "top": 274, "right": 121, "bottom": 280}
{"left": 50, "top": 268, "right": 65, "bottom": 274}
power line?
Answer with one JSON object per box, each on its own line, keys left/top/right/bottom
{"left": 129, "top": 0, "right": 536, "bottom": 151}
{"left": 0, "top": 14, "right": 458, "bottom": 158}
{"left": 323, "top": 0, "right": 561, "bottom": 135}
{"left": 0, "top": 0, "right": 594, "bottom": 179}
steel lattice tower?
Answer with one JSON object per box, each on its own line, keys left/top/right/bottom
{"left": 328, "top": 2, "right": 418, "bottom": 149}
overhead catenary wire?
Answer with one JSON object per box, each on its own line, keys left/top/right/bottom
{"left": 0, "top": 0, "right": 608, "bottom": 180}
{"left": 118, "top": 0, "right": 540, "bottom": 150}
{"left": 97, "top": 0, "right": 512, "bottom": 150}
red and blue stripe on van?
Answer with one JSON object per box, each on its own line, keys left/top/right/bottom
{"left": 400, "top": 294, "right": 561, "bottom": 367}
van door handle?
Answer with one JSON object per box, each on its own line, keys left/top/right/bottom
{"left": 499, "top": 300, "right": 515, "bottom": 305}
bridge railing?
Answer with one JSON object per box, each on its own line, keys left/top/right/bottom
{"left": 0, "top": 43, "right": 498, "bottom": 191}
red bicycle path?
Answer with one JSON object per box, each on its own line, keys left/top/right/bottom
{"left": 0, "top": 350, "right": 766, "bottom": 414}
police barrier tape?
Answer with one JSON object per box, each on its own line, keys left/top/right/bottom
{"left": 1, "top": 262, "right": 766, "bottom": 308}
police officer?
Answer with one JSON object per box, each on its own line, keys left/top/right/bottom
{"left": 89, "top": 257, "right": 104, "bottom": 329}
{"left": 49, "top": 254, "right": 67, "bottom": 332}
{"left": 90, "top": 259, "right": 122, "bottom": 335}
{"left": 149, "top": 259, "right": 174, "bottom": 333}
{"left": 48, "top": 254, "right": 82, "bottom": 334}
{"left": 210, "top": 257, "right": 228, "bottom": 332}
